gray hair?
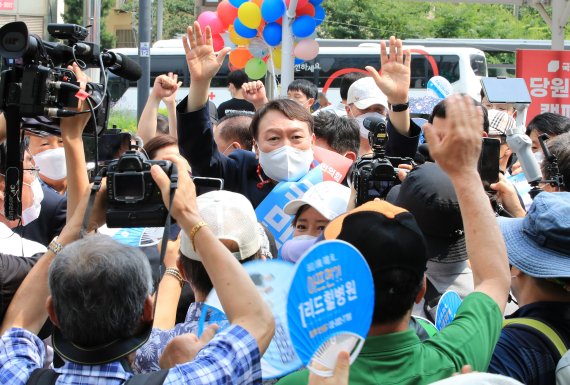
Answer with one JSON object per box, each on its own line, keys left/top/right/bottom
{"left": 49, "top": 234, "right": 153, "bottom": 347}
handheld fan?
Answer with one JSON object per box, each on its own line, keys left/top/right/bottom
{"left": 427, "top": 76, "right": 453, "bottom": 99}
{"left": 197, "top": 259, "right": 303, "bottom": 379}
{"left": 286, "top": 240, "right": 374, "bottom": 377}
{"left": 435, "top": 290, "right": 462, "bottom": 331}
{"left": 102, "top": 226, "right": 164, "bottom": 247}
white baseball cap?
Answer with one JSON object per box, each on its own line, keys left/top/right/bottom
{"left": 283, "top": 181, "right": 351, "bottom": 221}
{"left": 180, "top": 190, "right": 260, "bottom": 261}
{"left": 347, "top": 77, "right": 388, "bottom": 110}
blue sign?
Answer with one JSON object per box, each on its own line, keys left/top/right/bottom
{"left": 287, "top": 240, "right": 374, "bottom": 371}
{"left": 255, "top": 166, "right": 323, "bottom": 251}
{"left": 435, "top": 290, "right": 462, "bottom": 330}
{"left": 198, "top": 260, "right": 302, "bottom": 379}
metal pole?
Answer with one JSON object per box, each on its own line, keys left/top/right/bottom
{"left": 138, "top": 0, "right": 151, "bottom": 121}
{"left": 83, "top": 0, "right": 101, "bottom": 80}
{"left": 157, "top": 0, "right": 164, "bottom": 41}
{"left": 550, "top": 0, "right": 566, "bottom": 50}
{"left": 280, "top": 0, "right": 298, "bottom": 98}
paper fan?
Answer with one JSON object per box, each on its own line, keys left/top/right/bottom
{"left": 108, "top": 226, "right": 164, "bottom": 247}
{"left": 435, "top": 290, "right": 462, "bottom": 330}
{"left": 286, "top": 240, "right": 374, "bottom": 377}
{"left": 198, "top": 259, "right": 303, "bottom": 379}
{"left": 414, "top": 316, "right": 438, "bottom": 338}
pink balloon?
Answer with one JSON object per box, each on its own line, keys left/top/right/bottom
{"left": 197, "top": 11, "right": 225, "bottom": 35}
{"left": 212, "top": 34, "right": 225, "bottom": 52}
{"left": 294, "top": 39, "right": 319, "bottom": 61}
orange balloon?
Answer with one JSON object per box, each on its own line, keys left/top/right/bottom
{"left": 229, "top": 47, "right": 254, "bottom": 69}
{"left": 251, "top": 0, "right": 263, "bottom": 7}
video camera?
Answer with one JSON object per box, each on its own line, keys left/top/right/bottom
{"left": 104, "top": 150, "right": 177, "bottom": 228}
{"left": 0, "top": 21, "right": 142, "bottom": 221}
{"left": 349, "top": 116, "right": 414, "bottom": 206}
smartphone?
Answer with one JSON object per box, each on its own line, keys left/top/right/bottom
{"left": 480, "top": 77, "right": 532, "bottom": 104}
{"left": 478, "top": 138, "right": 501, "bottom": 190}
{"left": 192, "top": 177, "right": 224, "bottom": 196}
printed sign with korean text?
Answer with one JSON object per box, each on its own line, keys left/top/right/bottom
{"left": 517, "top": 50, "right": 570, "bottom": 123}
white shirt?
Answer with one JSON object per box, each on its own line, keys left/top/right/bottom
{"left": 0, "top": 222, "right": 46, "bottom": 257}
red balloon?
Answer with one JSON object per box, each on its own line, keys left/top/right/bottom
{"left": 285, "top": 0, "right": 309, "bottom": 10}
{"left": 217, "top": 0, "right": 239, "bottom": 28}
{"left": 296, "top": 3, "right": 315, "bottom": 17}
{"left": 212, "top": 34, "right": 225, "bottom": 52}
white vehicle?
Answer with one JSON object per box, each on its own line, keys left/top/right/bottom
{"left": 107, "top": 44, "right": 487, "bottom": 115}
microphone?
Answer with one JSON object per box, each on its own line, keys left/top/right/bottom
{"left": 101, "top": 51, "right": 142, "bottom": 81}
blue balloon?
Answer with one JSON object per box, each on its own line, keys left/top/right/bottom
{"left": 314, "top": 6, "right": 325, "bottom": 26}
{"left": 261, "top": 0, "right": 285, "bottom": 23}
{"left": 263, "top": 23, "right": 282, "bottom": 46}
{"left": 234, "top": 18, "right": 258, "bottom": 39}
{"left": 295, "top": 58, "right": 304, "bottom": 65}
{"left": 292, "top": 15, "right": 316, "bottom": 38}
{"left": 309, "top": 0, "right": 323, "bottom": 5}
{"left": 229, "top": 0, "right": 248, "bottom": 7}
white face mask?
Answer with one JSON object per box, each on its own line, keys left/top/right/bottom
{"left": 533, "top": 151, "right": 544, "bottom": 164}
{"left": 33, "top": 147, "right": 67, "bottom": 181}
{"left": 258, "top": 145, "right": 314, "bottom": 182}
{"left": 293, "top": 234, "right": 317, "bottom": 240}
{"left": 354, "top": 112, "right": 387, "bottom": 139}
{"left": 22, "top": 177, "right": 44, "bottom": 225}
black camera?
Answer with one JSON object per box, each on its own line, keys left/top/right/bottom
{"left": 106, "top": 151, "right": 176, "bottom": 228}
{"left": 349, "top": 116, "right": 414, "bottom": 206}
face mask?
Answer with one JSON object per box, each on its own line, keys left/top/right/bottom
{"left": 533, "top": 151, "right": 544, "bottom": 164}
{"left": 258, "top": 145, "right": 313, "bottom": 182}
{"left": 33, "top": 147, "right": 67, "bottom": 181}
{"left": 354, "top": 112, "right": 387, "bottom": 139}
{"left": 22, "top": 177, "right": 44, "bottom": 225}
{"left": 281, "top": 236, "right": 317, "bottom": 263}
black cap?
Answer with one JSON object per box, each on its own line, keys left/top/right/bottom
{"left": 388, "top": 162, "right": 467, "bottom": 263}
{"left": 324, "top": 200, "right": 428, "bottom": 278}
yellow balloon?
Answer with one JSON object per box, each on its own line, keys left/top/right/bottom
{"left": 229, "top": 25, "right": 251, "bottom": 46}
{"left": 238, "top": 2, "right": 262, "bottom": 29}
{"left": 272, "top": 47, "right": 282, "bottom": 69}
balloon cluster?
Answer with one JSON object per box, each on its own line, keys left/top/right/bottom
{"left": 197, "top": 0, "right": 325, "bottom": 79}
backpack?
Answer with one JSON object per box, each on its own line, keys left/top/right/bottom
{"left": 503, "top": 317, "right": 569, "bottom": 384}
{"left": 26, "top": 368, "right": 169, "bottom": 385}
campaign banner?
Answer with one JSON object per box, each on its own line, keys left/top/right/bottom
{"left": 287, "top": 240, "right": 374, "bottom": 374}
{"left": 435, "top": 290, "right": 462, "bottom": 331}
{"left": 0, "top": 0, "right": 14, "bottom": 10}
{"left": 517, "top": 50, "right": 570, "bottom": 123}
{"left": 198, "top": 260, "right": 302, "bottom": 380}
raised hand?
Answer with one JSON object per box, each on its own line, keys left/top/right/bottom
{"left": 365, "top": 36, "right": 411, "bottom": 105}
{"left": 423, "top": 94, "right": 483, "bottom": 179}
{"left": 182, "top": 21, "right": 230, "bottom": 83}
{"left": 60, "top": 62, "right": 91, "bottom": 137}
{"left": 152, "top": 72, "right": 182, "bottom": 103}
{"left": 241, "top": 80, "right": 268, "bottom": 110}
{"left": 159, "top": 325, "right": 219, "bottom": 369}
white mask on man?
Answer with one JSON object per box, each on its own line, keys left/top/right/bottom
{"left": 258, "top": 145, "right": 314, "bottom": 182}
{"left": 21, "top": 177, "right": 44, "bottom": 225}
{"left": 33, "top": 147, "right": 67, "bottom": 181}
{"left": 354, "top": 112, "right": 387, "bottom": 139}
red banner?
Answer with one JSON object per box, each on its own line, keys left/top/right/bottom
{"left": 516, "top": 49, "right": 570, "bottom": 124}
{"left": 0, "top": 0, "right": 14, "bottom": 10}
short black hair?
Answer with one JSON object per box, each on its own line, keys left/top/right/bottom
{"left": 428, "top": 96, "right": 490, "bottom": 134}
{"left": 288, "top": 79, "right": 318, "bottom": 101}
{"left": 250, "top": 99, "right": 313, "bottom": 140}
{"left": 526, "top": 112, "right": 570, "bottom": 137}
{"left": 542, "top": 132, "right": 570, "bottom": 192}
{"left": 216, "top": 112, "right": 254, "bottom": 151}
{"left": 373, "top": 268, "right": 424, "bottom": 324}
{"left": 227, "top": 70, "right": 249, "bottom": 89}
{"left": 313, "top": 112, "right": 359, "bottom": 155}
{"left": 340, "top": 72, "right": 367, "bottom": 101}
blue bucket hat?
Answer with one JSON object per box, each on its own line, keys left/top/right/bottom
{"left": 498, "top": 192, "right": 570, "bottom": 278}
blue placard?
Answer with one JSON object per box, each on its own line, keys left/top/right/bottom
{"left": 435, "top": 290, "right": 462, "bottom": 330}
{"left": 286, "top": 240, "right": 374, "bottom": 366}
{"left": 198, "top": 260, "right": 302, "bottom": 379}
{"left": 255, "top": 166, "right": 323, "bottom": 251}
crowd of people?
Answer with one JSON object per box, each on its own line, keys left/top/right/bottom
{"left": 0, "top": 21, "right": 569, "bottom": 385}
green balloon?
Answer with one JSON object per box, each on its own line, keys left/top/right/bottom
{"left": 245, "top": 58, "right": 267, "bottom": 80}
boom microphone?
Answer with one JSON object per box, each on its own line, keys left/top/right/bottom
{"left": 101, "top": 51, "right": 142, "bottom": 81}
